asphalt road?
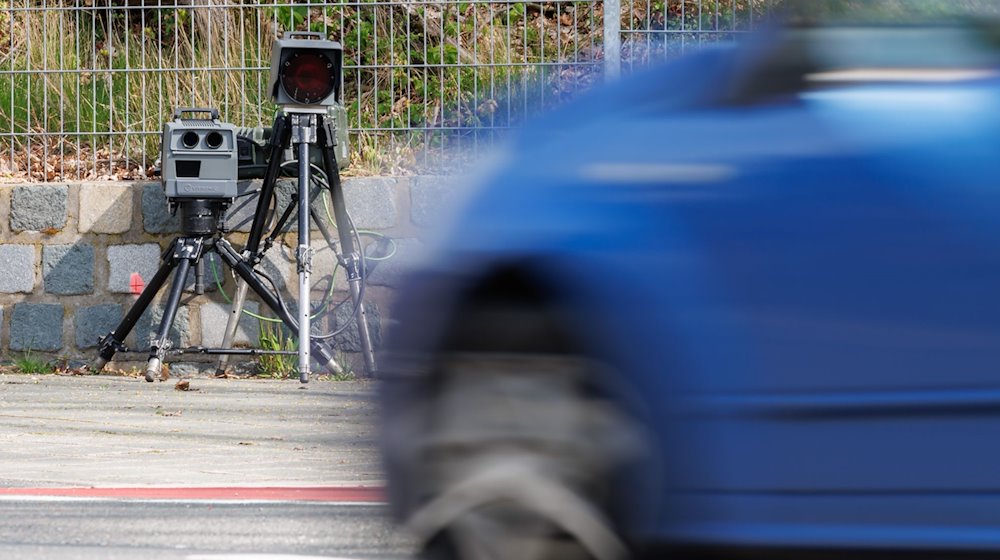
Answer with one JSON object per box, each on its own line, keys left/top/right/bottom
{"left": 0, "top": 374, "right": 382, "bottom": 488}
{"left": 0, "top": 498, "right": 413, "bottom": 560}
{"left": 0, "top": 374, "right": 410, "bottom": 559}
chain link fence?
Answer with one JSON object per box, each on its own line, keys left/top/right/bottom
{"left": 0, "top": 0, "right": 770, "bottom": 182}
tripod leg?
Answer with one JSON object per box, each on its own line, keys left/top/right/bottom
{"left": 215, "top": 175, "right": 321, "bottom": 378}
{"left": 319, "top": 119, "right": 377, "bottom": 376}
{"left": 92, "top": 241, "right": 179, "bottom": 372}
{"left": 145, "top": 254, "right": 194, "bottom": 382}
{"left": 246, "top": 113, "right": 290, "bottom": 260}
{"left": 215, "top": 277, "right": 250, "bottom": 377}
{"left": 215, "top": 239, "right": 344, "bottom": 376}
{"left": 295, "top": 133, "right": 313, "bottom": 383}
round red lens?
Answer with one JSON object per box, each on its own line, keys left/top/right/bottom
{"left": 280, "top": 51, "right": 335, "bottom": 104}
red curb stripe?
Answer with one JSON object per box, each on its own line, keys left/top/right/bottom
{"left": 0, "top": 486, "right": 385, "bottom": 502}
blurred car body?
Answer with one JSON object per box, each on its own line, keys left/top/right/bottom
{"left": 381, "top": 4, "right": 1000, "bottom": 559}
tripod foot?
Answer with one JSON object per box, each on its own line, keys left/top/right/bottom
{"left": 315, "top": 353, "right": 343, "bottom": 377}
{"left": 145, "top": 357, "right": 162, "bottom": 383}
{"left": 90, "top": 356, "right": 109, "bottom": 373}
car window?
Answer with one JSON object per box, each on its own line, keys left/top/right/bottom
{"left": 780, "top": 0, "right": 1000, "bottom": 24}
{"left": 802, "top": 26, "right": 1000, "bottom": 72}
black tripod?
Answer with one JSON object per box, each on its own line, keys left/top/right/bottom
{"left": 93, "top": 110, "right": 375, "bottom": 382}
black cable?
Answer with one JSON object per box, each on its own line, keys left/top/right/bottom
{"left": 254, "top": 265, "right": 298, "bottom": 331}
{"left": 239, "top": 152, "right": 370, "bottom": 342}
{"left": 311, "top": 188, "right": 367, "bottom": 341}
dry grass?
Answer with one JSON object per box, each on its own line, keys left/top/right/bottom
{"left": 0, "top": 1, "right": 771, "bottom": 180}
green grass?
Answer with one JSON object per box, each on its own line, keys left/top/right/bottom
{"left": 5, "top": 1, "right": 886, "bottom": 175}
{"left": 256, "top": 320, "right": 297, "bottom": 379}
{"left": 330, "top": 351, "right": 356, "bottom": 381}
{"left": 0, "top": 1, "right": 615, "bottom": 175}
{"left": 254, "top": 322, "right": 360, "bottom": 380}
{"left": 14, "top": 351, "right": 51, "bottom": 374}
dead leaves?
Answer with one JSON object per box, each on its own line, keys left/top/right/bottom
{"left": 0, "top": 139, "right": 149, "bottom": 183}
{"left": 53, "top": 363, "right": 91, "bottom": 376}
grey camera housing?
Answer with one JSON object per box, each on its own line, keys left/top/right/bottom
{"left": 161, "top": 108, "right": 238, "bottom": 200}
{"left": 268, "top": 31, "right": 344, "bottom": 109}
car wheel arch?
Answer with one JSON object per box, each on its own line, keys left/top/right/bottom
{"left": 424, "top": 262, "right": 666, "bottom": 531}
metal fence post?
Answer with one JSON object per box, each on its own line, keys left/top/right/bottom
{"left": 603, "top": 0, "right": 621, "bottom": 81}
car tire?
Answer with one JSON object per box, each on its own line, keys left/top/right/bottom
{"left": 406, "top": 347, "right": 643, "bottom": 560}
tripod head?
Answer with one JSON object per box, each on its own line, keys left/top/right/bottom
{"left": 177, "top": 199, "right": 227, "bottom": 237}
{"left": 235, "top": 104, "right": 349, "bottom": 180}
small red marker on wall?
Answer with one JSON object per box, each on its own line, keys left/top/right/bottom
{"left": 129, "top": 273, "right": 145, "bottom": 295}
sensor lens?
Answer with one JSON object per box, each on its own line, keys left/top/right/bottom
{"left": 205, "top": 131, "right": 224, "bottom": 149}
{"left": 280, "top": 50, "right": 335, "bottom": 104}
{"left": 181, "top": 131, "right": 200, "bottom": 149}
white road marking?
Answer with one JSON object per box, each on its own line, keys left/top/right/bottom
{"left": 186, "top": 555, "right": 363, "bottom": 560}
{"left": 0, "top": 495, "right": 383, "bottom": 507}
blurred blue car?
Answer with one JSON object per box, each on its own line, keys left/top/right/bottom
{"left": 380, "top": 4, "right": 1000, "bottom": 559}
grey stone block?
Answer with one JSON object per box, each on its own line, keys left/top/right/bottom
{"left": 311, "top": 236, "right": 413, "bottom": 292}
{"left": 43, "top": 244, "right": 95, "bottom": 295}
{"left": 226, "top": 179, "right": 299, "bottom": 233}
{"left": 225, "top": 178, "right": 337, "bottom": 234}
{"left": 141, "top": 183, "right": 181, "bottom": 233}
{"left": 108, "top": 243, "right": 162, "bottom": 294}
{"left": 410, "top": 176, "right": 460, "bottom": 228}
{"left": 11, "top": 185, "right": 68, "bottom": 232}
{"left": 168, "top": 362, "right": 214, "bottom": 377}
{"left": 200, "top": 301, "right": 262, "bottom": 347}
{"left": 135, "top": 305, "right": 190, "bottom": 351}
{"left": 331, "top": 300, "right": 382, "bottom": 353}
{"left": 343, "top": 177, "right": 397, "bottom": 230}
{"left": 365, "top": 238, "right": 425, "bottom": 288}
{"left": 79, "top": 183, "right": 133, "bottom": 233}
{"left": 259, "top": 245, "right": 292, "bottom": 292}
{"left": 0, "top": 245, "right": 35, "bottom": 293}
{"left": 311, "top": 243, "right": 345, "bottom": 292}
{"left": 10, "top": 303, "right": 63, "bottom": 351}
{"left": 74, "top": 304, "right": 122, "bottom": 349}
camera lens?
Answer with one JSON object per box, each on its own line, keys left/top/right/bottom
{"left": 280, "top": 50, "right": 335, "bottom": 104}
{"left": 181, "top": 131, "right": 200, "bottom": 149}
{"left": 205, "top": 131, "right": 224, "bottom": 149}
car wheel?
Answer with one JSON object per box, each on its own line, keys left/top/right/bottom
{"left": 406, "top": 349, "right": 645, "bottom": 560}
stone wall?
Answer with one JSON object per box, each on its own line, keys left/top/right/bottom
{"left": 0, "top": 177, "right": 448, "bottom": 373}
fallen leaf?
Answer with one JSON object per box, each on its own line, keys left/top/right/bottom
{"left": 174, "top": 379, "right": 190, "bottom": 391}
{"left": 54, "top": 364, "right": 90, "bottom": 376}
